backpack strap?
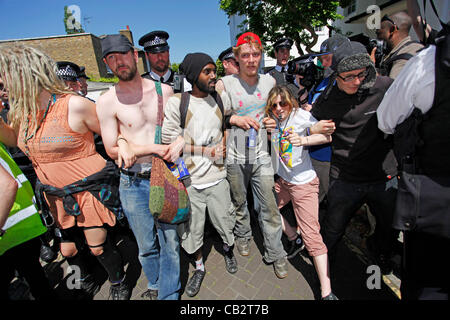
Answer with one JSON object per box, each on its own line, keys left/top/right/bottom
{"left": 179, "top": 90, "right": 225, "bottom": 132}
{"left": 211, "top": 91, "right": 225, "bottom": 132}
{"left": 179, "top": 91, "right": 191, "bottom": 129}
{"left": 381, "top": 41, "right": 418, "bottom": 75}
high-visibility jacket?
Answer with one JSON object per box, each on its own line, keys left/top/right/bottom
{"left": 0, "top": 142, "right": 46, "bottom": 255}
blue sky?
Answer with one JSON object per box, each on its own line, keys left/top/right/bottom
{"left": 0, "top": 0, "right": 232, "bottom": 63}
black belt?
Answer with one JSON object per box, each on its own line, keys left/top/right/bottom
{"left": 120, "top": 168, "right": 151, "bottom": 179}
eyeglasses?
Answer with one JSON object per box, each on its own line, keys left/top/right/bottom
{"left": 337, "top": 69, "right": 368, "bottom": 82}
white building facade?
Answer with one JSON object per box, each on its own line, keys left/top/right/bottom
{"left": 333, "top": 0, "right": 449, "bottom": 43}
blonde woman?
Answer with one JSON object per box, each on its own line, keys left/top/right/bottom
{"left": 265, "top": 85, "right": 337, "bottom": 300}
{"left": 0, "top": 43, "right": 129, "bottom": 300}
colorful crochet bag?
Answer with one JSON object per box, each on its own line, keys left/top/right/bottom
{"left": 148, "top": 81, "right": 190, "bottom": 224}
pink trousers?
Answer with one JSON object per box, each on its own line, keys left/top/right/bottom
{"left": 275, "top": 176, "right": 328, "bottom": 257}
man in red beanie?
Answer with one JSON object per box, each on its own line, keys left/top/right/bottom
{"left": 216, "top": 32, "right": 289, "bottom": 279}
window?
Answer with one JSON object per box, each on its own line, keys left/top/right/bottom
{"left": 346, "top": 0, "right": 356, "bottom": 15}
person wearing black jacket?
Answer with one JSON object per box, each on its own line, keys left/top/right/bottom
{"left": 311, "top": 41, "right": 398, "bottom": 274}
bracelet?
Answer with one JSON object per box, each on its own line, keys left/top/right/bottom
{"left": 306, "top": 127, "right": 311, "bottom": 136}
{"left": 117, "top": 137, "right": 127, "bottom": 144}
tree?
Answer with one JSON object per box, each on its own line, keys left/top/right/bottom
{"left": 219, "top": 0, "right": 347, "bottom": 55}
{"left": 64, "top": 5, "right": 85, "bottom": 34}
{"left": 216, "top": 59, "right": 225, "bottom": 78}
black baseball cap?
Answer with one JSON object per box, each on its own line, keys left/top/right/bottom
{"left": 319, "top": 34, "right": 350, "bottom": 55}
{"left": 101, "top": 34, "right": 133, "bottom": 58}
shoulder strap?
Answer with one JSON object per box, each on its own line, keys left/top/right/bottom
{"left": 179, "top": 91, "right": 191, "bottom": 129}
{"left": 154, "top": 81, "right": 163, "bottom": 144}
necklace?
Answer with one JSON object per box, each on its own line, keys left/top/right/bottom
{"left": 23, "top": 94, "right": 55, "bottom": 155}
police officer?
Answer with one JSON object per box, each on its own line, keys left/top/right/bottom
{"left": 138, "top": 30, "right": 190, "bottom": 92}
{"left": 265, "top": 37, "right": 298, "bottom": 96}
{"left": 56, "top": 61, "right": 82, "bottom": 92}
{"left": 219, "top": 46, "right": 239, "bottom": 76}
{"left": 77, "top": 66, "right": 90, "bottom": 97}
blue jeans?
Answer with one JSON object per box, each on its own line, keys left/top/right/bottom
{"left": 321, "top": 177, "right": 398, "bottom": 256}
{"left": 226, "top": 157, "right": 286, "bottom": 263}
{"left": 119, "top": 173, "right": 180, "bottom": 300}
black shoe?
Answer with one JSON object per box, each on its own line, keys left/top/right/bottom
{"left": 109, "top": 281, "right": 131, "bottom": 300}
{"left": 141, "top": 289, "right": 158, "bottom": 300}
{"left": 224, "top": 249, "right": 238, "bottom": 274}
{"left": 321, "top": 292, "right": 338, "bottom": 300}
{"left": 286, "top": 236, "right": 305, "bottom": 259}
{"left": 185, "top": 269, "right": 206, "bottom": 297}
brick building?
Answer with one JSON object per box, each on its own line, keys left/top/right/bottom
{"left": 0, "top": 26, "right": 149, "bottom": 79}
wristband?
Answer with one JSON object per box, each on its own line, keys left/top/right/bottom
{"left": 306, "top": 127, "right": 311, "bottom": 136}
{"left": 117, "top": 137, "right": 127, "bottom": 143}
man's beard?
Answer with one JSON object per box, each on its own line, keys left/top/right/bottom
{"left": 196, "top": 78, "right": 216, "bottom": 94}
{"left": 116, "top": 63, "right": 137, "bottom": 81}
{"left": 152, "top": 60, "right": 170, "bottom": 73}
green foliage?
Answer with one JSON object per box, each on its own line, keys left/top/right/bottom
{"left": 219, "top": 0, "right": 344, "bottom": 54}
{"left": 87, "top": 75, "right": 119, "bottom": 83}
{"left": 171, "top": 63, "right": 180, "bottom": 73}
{"left": 64, "top": 5, "right": 85, "bottom": 34}
{"left": 216, "top": 59, "right": 225, "bottom": 78}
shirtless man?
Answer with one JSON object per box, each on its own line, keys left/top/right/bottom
{"left": 96, "top": 34, "right": 184, "bottom": 300}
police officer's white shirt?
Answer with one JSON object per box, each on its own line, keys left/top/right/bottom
{"left": 275, "top": 65, "right": 286, "bottom": 73}
{"left": 149, "top": 69, "right": 172, "bottom": 82}
{"left": 149, "top": 69, "right": 192, "bottom": 91}
{"left": 377, "top": 45, "right": 436, "bottom": 134}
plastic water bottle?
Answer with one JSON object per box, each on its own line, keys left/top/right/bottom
{"left": 247, "top": 127, "right": 257, "bottom": 148}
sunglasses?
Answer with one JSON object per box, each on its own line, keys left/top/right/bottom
{"left": 337, "top": 69, "right": 369, "bottom": 82}
{"left": 271, "top": 100, "right": 289, "bottom": 109}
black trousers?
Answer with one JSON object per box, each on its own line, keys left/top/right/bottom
{"left": 0, "top": 237, "right": 55, "bottom": 300}
{"left": 401, "top": 231, "right": 449, "bottom": 300}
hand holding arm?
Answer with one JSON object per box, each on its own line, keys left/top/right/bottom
{"left": 309, "top": 120, "right": 335, "bottom": 135}
{"left": 287, "top": 132, "right": 332, "bottom": 147}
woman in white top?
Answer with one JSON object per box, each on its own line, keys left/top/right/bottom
{"left": 266, "top": 85, "right": 337, "bottom": 300}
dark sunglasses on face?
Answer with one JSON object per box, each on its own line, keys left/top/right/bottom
{"left": 271, "top": 100, "right": 289, "bottom": 109}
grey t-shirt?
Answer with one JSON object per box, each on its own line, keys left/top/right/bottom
{"left": 221, "top": 73, "right": 276, "bottom": 163}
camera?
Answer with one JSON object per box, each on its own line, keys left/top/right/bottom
{"left": 366, "top": 39, "right": 388, "bottom": 68}
{"left": 286, "top": 54, "right": 324, "bottom": 90}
